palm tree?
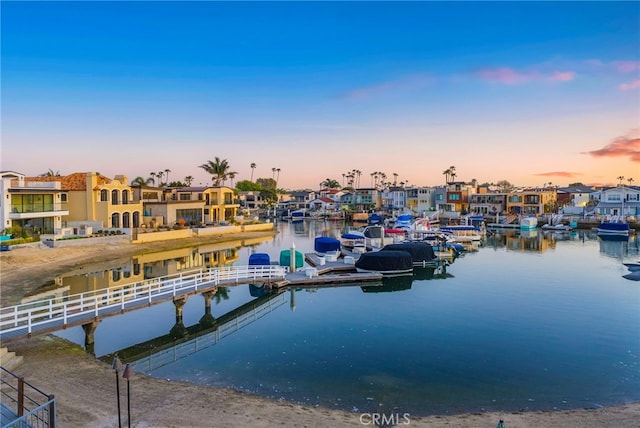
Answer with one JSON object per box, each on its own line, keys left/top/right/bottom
{"left": 393, "top": 173, "right": 398, "bottom": 186}
{"left": 40, "top": 169, "right": 60, "bottom": 177}
{"left": 320, "top": 178, "right": 340, "bottom": 189}
{"left": 228, "top": 172, "right": 237, "bottom": 187}
{"left": 131, "top": 176, "right": 150, "bottom": 186}
{"left": 200, "top": 157, "right": 231, "bottom": 186}
{"left": 156, "top": 171, "right": 165, "bottom": 186}
{"left": 628, "top": 177, "right": 635, "bottom": 187}
{"left": 275, "top": 168, "right": 281, "bottom": 184}
{"left": 342, "top": 173, "right": 346, "bottom": 187}
{"left": 250, "top": 163, "right": 256, "bottom": 181}
{"left": 617, "top": 175, "right": 625, "bottom": 186}
{"left": 442, "top": 167, "right": 451, "bottom": 184}
{"left": 185, "top": 175, "right": 194, "bottom": 186}
{"left": 150, "top": 172, "right": 157, "bottom": 186}
{"left": 164, "top": 169, "right": 171, "bottom": 185}
{"left": 272, "top": 167, "right": 277, "bottom": 179}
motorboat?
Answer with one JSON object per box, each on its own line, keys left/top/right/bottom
{"left": 597, "top": 222, "right": 630, "bottom": 236}
{"left": 542, "top": 223, "right": 573, "bottom": 231}
{"left": 380, "top": 242, "right": 437, "bottom": 267}
{"left": 354, "top": 250, "right": 414, "bottom": 276}
{"left": 438, "top": 225, "right": 483, "bottom": 242}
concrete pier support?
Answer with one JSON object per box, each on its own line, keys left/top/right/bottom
{"left": 169, "top": 297, "right": 188, "bottom": 339}
{"left": 199, "top": 290, "right": 218, "bottom": 328}
{"left": 82, "top": 321, "right": 99, "bottom": 355}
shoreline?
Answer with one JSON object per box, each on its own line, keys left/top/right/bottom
{"left": 2, "top": 235, "right": 640, "bottom": 427}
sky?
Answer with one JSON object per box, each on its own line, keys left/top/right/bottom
{"left": 1, "top": 1, "right": 639, "bottom": 190}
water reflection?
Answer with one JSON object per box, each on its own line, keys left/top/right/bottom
{"left": 22, "top": 235, "right": 274, "bottom": 303}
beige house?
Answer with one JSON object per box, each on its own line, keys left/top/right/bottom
{"left": 30, "top": 172, "right": 144, "bottom": 229}
{"left": 134, "top": 185, "right": 239, "bottom": 227}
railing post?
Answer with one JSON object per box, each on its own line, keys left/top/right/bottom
{"left": 48, "top": 394, "right": 56, "bottom": 428}
{"left": 17, "top": 376, "right": 24, "bottom": 416}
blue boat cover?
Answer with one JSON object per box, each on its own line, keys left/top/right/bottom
{"left": 355, "top": 250, "right": 413, "bottom": 272}
{"left": 341, "top": 233, "right": 364, "bottom": 239}
{"left": 368, "top": 214, "right": 382, "bottom": 225}
{"left": 381, "top": 242, "right": 435, "bottom": 263}
{"left": 314, "top": 237, "right": 341, "bottom": 253}
{"left": 249, "top": 253, "right": 271, "bottom": 266}
{"left": 598, "top": 222, "right": 630, "bottom": 231}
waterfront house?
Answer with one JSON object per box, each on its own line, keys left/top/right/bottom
{"left": 149, "top": 186, "right": 239, "bottom": 226}
{"left": 0, "top": 171, "right": 69, "bottom": 235}
{"left": 443, "top": 181, "right": 477, "bottom": 214}
{"left": 308, "top": 197, "right": 337, "bottom": 212}
{"left": 380, "top": 186, "right": 407, "bottom": 213}
{"left": 506, "top": 188, "right": 557, "bottom": 215}
{"left": 556, "top": 185, "right": 596, "bottom": 210}
{"left": 594, "top": 185, "right": 640, "bottom": 217}
{"left": 21, "top": 172, "right": 143, "bottom": 230}
{"left": 280, "top": 190, "right": 316, "bottom": 212}
{"left": 405, "top": 186, "right": 437, "bottom": 215}
{"left": 469, "top": 193, "right": 507, "bottom": 215}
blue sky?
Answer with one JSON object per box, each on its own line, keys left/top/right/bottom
{"left": 2, "top": 1, "right": 639, "bottom": 189}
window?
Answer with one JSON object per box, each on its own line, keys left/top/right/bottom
{"left": 607, "top": 194, "right": 621, "bottom": 201}
{"left": 61, "top": 193, "right": 68, "bottom": 202}
{"left": 179, "top": 194, "right": 191, "bottom": 201}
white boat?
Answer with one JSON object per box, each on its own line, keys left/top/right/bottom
{"left": 541, "top": 223, "right": 572, "bottom": 231}
{"left": 438, "top": 225, "right": 483, "bottom": 242}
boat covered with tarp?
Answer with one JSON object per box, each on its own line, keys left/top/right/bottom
{"left": 314, "top": 237, "right": 341, "bottom": 255}
{"left": 354, "top": 250, "right": 413, "bottom": 276}
{"left": 380, "top": 242, "right": 436, "bottom": 266}
{"left": 248, "top": 253, "right": 271, "bottom": 266}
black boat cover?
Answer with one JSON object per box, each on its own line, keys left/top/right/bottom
{"left": 380, "top": 242, "right": 435, "bottom": 262}
{"left": 355, "top": 250, "right": 413, "bottom": 272}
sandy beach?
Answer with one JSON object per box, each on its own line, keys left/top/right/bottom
{"left": 1, "top": 236, "right": 639, "bottom": 427}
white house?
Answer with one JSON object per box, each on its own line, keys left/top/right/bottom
{"left": 594, "top": 185, "right": 640, "bottom": 217}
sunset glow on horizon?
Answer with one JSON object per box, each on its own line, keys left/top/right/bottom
{"left": 2, "top": 2, "right": 638, "bottom": 189}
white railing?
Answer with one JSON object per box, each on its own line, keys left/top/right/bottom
{"left": 0, "top": 265, "right": 287, "bottom": 338}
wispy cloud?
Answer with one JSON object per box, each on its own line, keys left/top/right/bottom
{"left": 620, "top": 79, "right": 640, "bottom": 91}
{"left": 613, "top": 60, "right": 640, "bottom": 73}
{"left": 342, "top": 74, "right": 435, "bottom": 100}
{"left": 584, "top": 129, "right": 640, "bottom": 162}
{"left": 534, "top": 171, "right": 582, "bottom": 178}
{"left": 474, "top": 67, "right": 576, "bottom": 85}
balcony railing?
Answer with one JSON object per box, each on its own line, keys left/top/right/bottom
{"left": 10, "top": 203, "right": 68, "bottom": 214}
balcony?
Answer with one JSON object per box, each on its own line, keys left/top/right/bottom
{"left": 9, "top": 203, "right": 69, "bottom": 219}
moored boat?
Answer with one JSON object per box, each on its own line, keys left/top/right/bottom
{"left": 354, "top": 250, "right": 414, "bottom": 276}
{"left": 380, "top": 242, "right": 436, "bottom": 267}
{"left": 597, "top": 222, "right": 630, "bottom": 236}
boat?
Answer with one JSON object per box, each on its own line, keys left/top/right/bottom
{"left": 520, "top": 217, "right": 538, "bottom": 230}
{"left": 248, "top": 253, "right": 271, "bottom": 266}
{"left": 314, "top": 237, "right": 341, "bottom": 261}
{"left": 541, "top": 223, "right": 572, "bottom": 231}
{"left": 279, "top": 249, "right": 304, "bottom": 269}
{"left": 380, "top": 242, "right": 436, "bottom": 267}
{"left": 341, "top": 224, "right": 391, "bottom": 253}
{"left": 354, "top": 250, "right": 414, "bottom": 276}
{"left": 340, "top": 231, "right": 367, "bottom": 255}
{"left": 438, "top": 225, "right": 483, "bottom": 242}
{"left": 394, "top": 214, "right": 413, "bottom": 229}
{"left": 597, "top": 222, "right": 630, "bottom": 236}
{"left": 368, "top": 213, "right": 383, "bottom": 225}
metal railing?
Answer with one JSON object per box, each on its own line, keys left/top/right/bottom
{"left": 0, "top": 367, "right": 56, "bottom": 428}
{"left": 0, "top": 265, "right": 287, "bottom": 339}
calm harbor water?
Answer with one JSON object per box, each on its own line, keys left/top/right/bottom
{"left": 53, "top": 221, "right": 640, "bottom": 416}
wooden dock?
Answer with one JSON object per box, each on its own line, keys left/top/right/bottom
{"left": 269, "top": 252, "right": 383, "bottom": 289}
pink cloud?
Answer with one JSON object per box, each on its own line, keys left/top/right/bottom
{"left": 585, "top": 129, "right": 640, "bottom": 162}
{"left": 475, "top": 67, "right": 536, "bottom": 84}
{"left": 343, "top": 74, "right": 434, "bottom": 100}
{"left": 620, "top": 79, "right": 640, "bottom": 91}
{"left": 534, "top": 171, "right": 581, "bottom": 178}
{"left": 549, "top": 71, "right": 576, "bottom": 82}
{"left": 613, "top": 61, "right": 640, "bottom": 73}
{"left": 475, "top": 67, "right": 576, "bottom": 85}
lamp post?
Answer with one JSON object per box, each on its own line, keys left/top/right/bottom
{"left": 111, "top": 355, "right": 123, "bottom": 428}
{"left": 122, "top": 364, "right": 133, "bottom": 428}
